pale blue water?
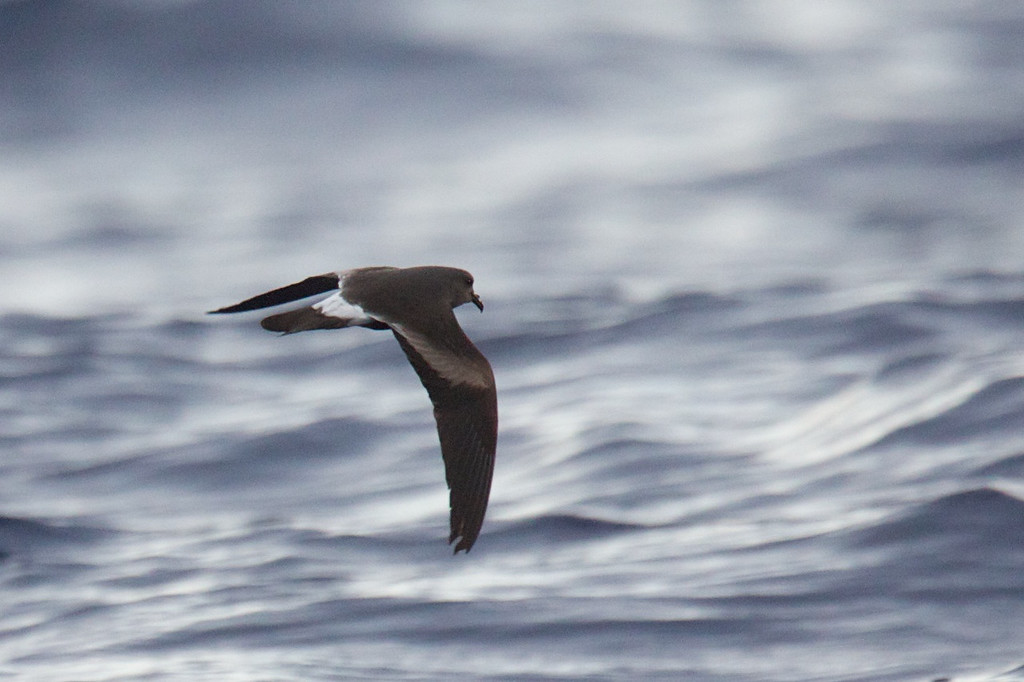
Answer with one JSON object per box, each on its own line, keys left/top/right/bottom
{"left": 3, "top": 2, "right": 1024, "bottom": 680}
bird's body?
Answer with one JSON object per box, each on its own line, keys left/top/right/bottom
{"left": 209, "top": 266, "right": 496, "bottom": 553}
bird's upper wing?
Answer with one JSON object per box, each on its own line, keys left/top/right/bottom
{"left": 389, "top": 322, "right": 497, "bottom": 553}
{"left": 208, "top": 274, "right": 341, "bottom": 314}
{"left": 208, "top": 273, "right": 389, "bottom": 333}
{"left": 260, "top": 291, "right": 388, "bottom": 333}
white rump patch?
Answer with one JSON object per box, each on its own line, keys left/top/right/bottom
{"left": 313, "top": 292, "right": 377, "bottom": 326}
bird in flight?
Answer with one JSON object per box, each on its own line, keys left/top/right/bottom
{"left": 209, "top": 266, "right": 497, "bottom": 553}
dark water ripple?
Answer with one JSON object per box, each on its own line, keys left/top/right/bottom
{"left": 874, "top": 377, "right": 1024, "bottom": 446}
{"left": 0, "top": 515, "right": 113, "bottom": 559}
{"left": 853, "top": 487, "right": 1024, "bottom": 554}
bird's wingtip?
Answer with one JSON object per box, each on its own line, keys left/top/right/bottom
{"left": 450, "top": 534, "right": 475, "bottom": 554}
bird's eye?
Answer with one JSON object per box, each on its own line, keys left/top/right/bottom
{"left": 464, "top": 276, "right": 474, "bottom": 287}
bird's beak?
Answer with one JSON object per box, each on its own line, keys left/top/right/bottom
{"left": 471, "top": 293, "right": 484, "bottom": 312}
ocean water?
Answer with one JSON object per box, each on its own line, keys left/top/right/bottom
{"left": 3, "top": 2, "right": 1024, "bottom": 680}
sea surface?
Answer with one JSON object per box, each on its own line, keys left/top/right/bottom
{"left": 2, "top": 2, "right": 1024, "bottom": 680}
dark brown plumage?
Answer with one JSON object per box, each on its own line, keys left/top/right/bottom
{"left": 209, "top": 266, "right": 496, "bottom": 553}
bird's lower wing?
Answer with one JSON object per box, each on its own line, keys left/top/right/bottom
{"left": 390, "top": 329, "right": 497, "bottom": 553}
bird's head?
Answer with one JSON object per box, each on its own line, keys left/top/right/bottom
{"left": 451, "top": 269, "right": 484, "bottom": 312}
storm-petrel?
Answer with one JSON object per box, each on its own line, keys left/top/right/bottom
{"left": 209, "top": 266, "right": 497, "bottom": 553}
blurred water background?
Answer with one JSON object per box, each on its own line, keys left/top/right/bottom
{"left": 3, "top": 1, "right": 1024, "bottom": 680}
